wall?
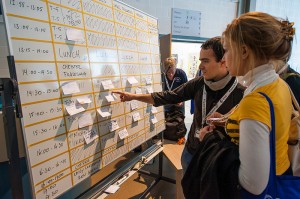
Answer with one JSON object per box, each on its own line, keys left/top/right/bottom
{"left": 119, "top": 0, "right": 238, "bottom": 37}
{"left": 251, "top": 0, "right": 300, "bottom": 72}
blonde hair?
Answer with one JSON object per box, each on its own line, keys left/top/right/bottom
{"left": 164, "top": 57, "right": 176, "bottom": 71}
{"left": 222, "top": 12, "right": 294, "bottom": 74}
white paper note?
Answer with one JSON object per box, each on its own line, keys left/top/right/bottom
{"left": 83, "top": 126, "right": 99, "bottom": 144}
{"left": 61, "top": 81, "right": 80, "bottom": 95}
{"left": 127, "top": 76, "right": 138, "bottom": 84}
{"left": 132, "top": 112, "right": 141, "bottom": 122}
{"left": 65, "top": 104, "right": 85, "bottom": 116}
{"left": 102, "top": 80, "right": 114, "bottom": 90}
{"left": 97, "top": 107, "right": 111, "bottom": 117}
{"left": 77, "top": 96, "right": 92, "bottom": 104}
{"left": 109, "top": 120, "right": 120, "bottom": 132}
{"left": 151, "top": 115, "right": 158, "bottom": 124}
{"left": 78, "top": 113, "right": 94, "bottom": 128}
{"left": 145, "top": 76, "right": 152, "bottom": 84}
{"left": 151, "top": 106, "right": 158, "bottom": 113}
{"left": 104, "top": 185, "right": 120, "bottom": 194}
{"left": 146, "top": 86, "right": 153, "bottom": 94}
{"left": 118, "top": 128, "right": 129, "bottom": 139}
{"left": 135, "top": 87, "right": 142, "bottom": 94}
{"left": 66, "top": 29, "right": 85, "bottom": 42}
{"left": 105, "top": 94, "right": 115, "bottom": 102}
{"left": 130, "top": 100, "right": 138, "bottom": 110}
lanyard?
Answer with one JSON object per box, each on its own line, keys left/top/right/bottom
{"left": 201, "top": 78, "right": 238, "bottom": 127}
{"left": 164, "top": 75, "right": 176, "bottom": 91}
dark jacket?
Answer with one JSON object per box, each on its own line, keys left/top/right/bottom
{"left": 181, "top": 131, "right": 241, "bottom": 199}
{"left": 152, "top": 77, "right": 244, "bottom": 154}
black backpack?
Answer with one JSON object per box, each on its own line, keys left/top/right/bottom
{"left": 163, "top": 110, "right": 187, "bottom": 141}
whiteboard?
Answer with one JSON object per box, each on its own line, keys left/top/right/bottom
{"left": 1, "top": 0, "right": 165, "bottom": 198}
{"left": 171, "top": 8, "right": 201, "bottom": 37}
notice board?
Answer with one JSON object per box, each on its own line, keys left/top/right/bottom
{"left": 1, "top": 0, "right": 165, "bottom": 198}
{"left": 171, "top": 8, "right": 201, "bottom": 37}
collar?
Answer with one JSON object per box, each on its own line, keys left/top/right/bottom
{"left": 241, "top": 63, "right": 278, "bottom": 96}
{"left": 204, "top": 73, "right": 232, "bottom": 91}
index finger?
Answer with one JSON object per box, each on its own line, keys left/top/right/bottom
{"left": 112, "top": 91, "right": 123, "bottom": 95}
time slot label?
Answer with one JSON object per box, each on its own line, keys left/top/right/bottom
{"left": 73, "top": 159, "right": 101, "bottom": 185}
{"left": 19, "top": 82, "right": 60, "bottom": 104}
{"left": 35, "top": 168, "right": 71, "bottom": 194}
{"left": 28, "top": 134, "right": 68, "bottom": 166}
{"left": 32, "top": 152, "right": 70, "bottom": 189}
{"left": 48, "top": 4, "right": 83, "bottom": 28}
{"left": 12, "top": 40, "right": 54, "bottom": 61}
{"left": 4, "top": 0, "right": 47, "bottom": 20}
{"left": 16, "top": 63, "right": 57, "bottom": 82}
{"left": 57, "top": 63, "right": 91, "bottom": 79}
{"left": 24, "top": 118, "right": 65, "bottom": 146}
{"left": 82, "top": 0, "right": 113, "bottom": 20}
{"left": 35, "top": 174, "right": 72, "bottom": 199}
{"left": 22, "top": 100, "right": 63, "bottom": 126}
{"left": 70, "top": 139, "right": 100, "bottom": 165}
{"left": 55, "top": 44, "right": 88, "bottom": 62}
{"left": 7, "top": 16, "right": 51, "bottom": 40}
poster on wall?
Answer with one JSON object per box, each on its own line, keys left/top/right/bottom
{"left": 171, "top": 8, "right": 201, "bottom": 37}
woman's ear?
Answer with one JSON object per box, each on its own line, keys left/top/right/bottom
{"left": 241, "top": 45, "right": 249, "bottom": 59}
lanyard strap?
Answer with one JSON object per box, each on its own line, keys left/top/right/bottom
{"left": 201, "top": 78, "right": 238, "bottom": 127}
{"left": 164, "top": 75, "right": 176, "bottom": 91}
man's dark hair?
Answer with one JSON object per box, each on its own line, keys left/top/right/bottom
{"left": 201, "top": 36, "right": 224, "bottom": 62}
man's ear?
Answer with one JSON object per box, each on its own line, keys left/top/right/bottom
{"left": 241, "top": 45, "right": 249, "bottom": 59}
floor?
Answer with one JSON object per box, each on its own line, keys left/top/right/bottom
{"left": 107, "top": 101, "right": 193, "bottom": 199}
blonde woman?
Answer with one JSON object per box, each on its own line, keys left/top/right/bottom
{"left": 200, "top": 12, "right": 294, "bottom": 197}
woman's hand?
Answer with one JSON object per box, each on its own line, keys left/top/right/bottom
{"left": 112, "top": 91, "right": 135, "bottom": 102}
{"left": 199, "top": 125, "right": 215, "bottom": 141}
